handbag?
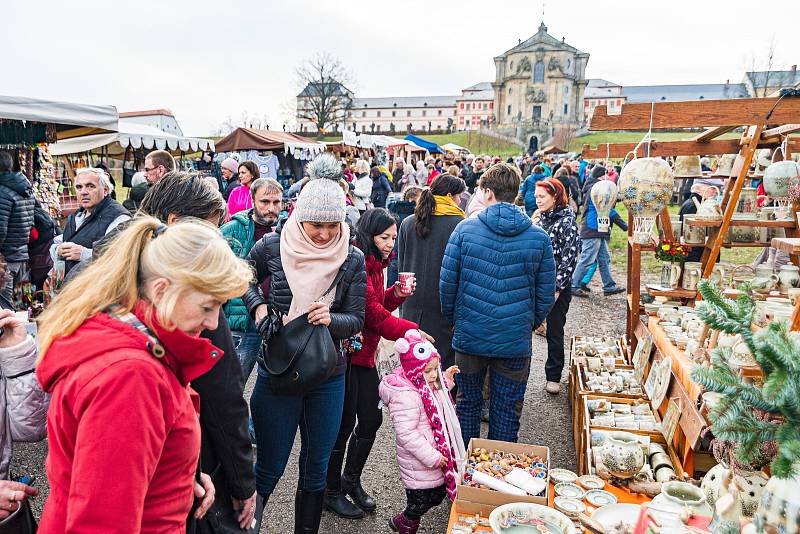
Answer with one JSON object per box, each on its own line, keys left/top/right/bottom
{"left": 0, "top": 500, "right": 37, "bottom": 534}
{"left": 195, "top": 467, "right": 263, "bottom": 534}
{"left": 257, "top": 270, "right": 345, "bottom": 396}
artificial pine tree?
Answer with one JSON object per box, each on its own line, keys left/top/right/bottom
{"left": 690, "top": 279, "right": 800, "bottom": 479}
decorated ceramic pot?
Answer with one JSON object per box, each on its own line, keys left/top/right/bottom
{"left": 701, "top": 464, "right": 768, "bottom": 518}
{"left": 618, "top": 158, "right": 674, "bottom": 217}
{"left": 652, "top": 481, "right": 713, "bottom": 518}
{"left": 590, "top": 180, "right": 619, "bottom": 232}
{"left": 600, "top": 431, "right": 644, "bottom": 479}
{"left": 763, "top": 160, "right": 800, "bottom": 198}
{"left": 673, "top": 155, "right": 702, "bottom": 178}
{"left": 752, "top": 470, "right": 800, "bottom": 533}
{"left": 778, "top": 264, "right": 800, "bottom": 294}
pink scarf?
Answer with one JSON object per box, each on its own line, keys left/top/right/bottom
{"left": 279, "top": 214, "right": 350, "bottom": 323}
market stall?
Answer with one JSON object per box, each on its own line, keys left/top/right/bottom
{"left": 404, "top": 133, "right": 444, "bottom": 154}
{"left": 214, "top": 128, "right": 325, "bottom": 189}
{"left": 0, "top": 95, "right": 118, "bottom": 218}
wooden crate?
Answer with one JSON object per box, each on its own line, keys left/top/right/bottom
{"left": 584, "top": 425, "right": 687, "bottom": 482}
{"left": 584, "top": 395, "right": 665, "bottom": 440}
{"left": 574, "top": 362, "right": 647, "bottom": 400}
{"left": 571, "top": 336, "right": 627, "bottom": 365}
{"left": 460, "top": 438, "right": 550, "bottom": 508}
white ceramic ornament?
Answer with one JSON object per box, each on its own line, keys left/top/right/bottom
{"left": 618, "top": 157, "right": 674, "bottom": 243}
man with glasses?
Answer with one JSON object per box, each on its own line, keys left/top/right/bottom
{"left": 143, "top": 150, "right": 176, "bottom": 185}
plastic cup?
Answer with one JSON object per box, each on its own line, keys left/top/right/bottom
{"left": 399, "top": 272, "right": 416, "bottom": 293}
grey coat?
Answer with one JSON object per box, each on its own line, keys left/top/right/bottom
{"left": 0, "top": 336, "right": 48, "bottom": 479}
{"left": 397, "top": 213, "right": 464, "bottom": 359}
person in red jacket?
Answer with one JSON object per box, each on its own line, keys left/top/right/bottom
{"left": 324, "top": 208, "right": 433, "bottom": 520}
{"left": 34, "top": 217, "right": 252, "bottom": 534}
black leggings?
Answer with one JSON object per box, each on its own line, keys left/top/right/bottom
{"left": 544, "top": 288, "right": 573, "bottom": 382}
{"left": 404, "top": 485, "right": 446, "bottom": 520}
{"left": 334, "top": 362, "right": 383, "bottom": 447}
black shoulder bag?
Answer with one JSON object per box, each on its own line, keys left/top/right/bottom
{"left": 257, "top": 269, "right": 345, "bottom": 395}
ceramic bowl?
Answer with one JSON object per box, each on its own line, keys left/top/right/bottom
{"left": 554, "top": 482, "right": 585, "bottom": 500}
{"left": 591, "top": 503, "right": 642, "bottom": 531}
{"left": 489, "top": 502, "right": 576, "bottom": 534}
{"left": 585, "top": 489, "right": 618, "bottom": 507}
{"left": 549, "top": 468, "right": 578, "bottom": 485}
{"left": 553, "top": 496, "right": 586, "bottom": 518}
{"left": 576, "top": 474, "right": 605, "bottom": 490}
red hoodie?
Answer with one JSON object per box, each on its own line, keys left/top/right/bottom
{"left": 349, "top": 254, "right": 417, "bottom": 368}
{"left": 36, "top": 300, "right": 222, "bottom": 534}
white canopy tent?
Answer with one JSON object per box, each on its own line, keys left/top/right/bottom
{"left": 49, "top": 119, "right": 214, "bottom": 156}
{"left": 0, "top": 95, "right": 118, "bottom": 139}
{"left": 441, "top": 142, "right": 468, "bottom": 153}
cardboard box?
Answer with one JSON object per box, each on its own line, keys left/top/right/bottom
{"left": 458, "top": 438, "right": 550, "bottom": 509}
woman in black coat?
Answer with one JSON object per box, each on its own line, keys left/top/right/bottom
{"left": 396, "top": 174, "right": 466, "bottom": 369}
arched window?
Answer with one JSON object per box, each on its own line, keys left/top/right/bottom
{"left": 533, "top": 61, "right": 545, "bottom": 83}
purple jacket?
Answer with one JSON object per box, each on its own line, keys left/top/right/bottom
{"left": 379, "top": 368, "right": 454, "bottom": 490}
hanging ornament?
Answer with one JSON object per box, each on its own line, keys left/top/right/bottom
{"left": 618, "top": 156, "right": 674, "bottom": 244}
{"left": 590, "top": 179, "right": 619, "bottom": 232}
{"left": 763, "top": 141, "right": 800, "bottom": 220}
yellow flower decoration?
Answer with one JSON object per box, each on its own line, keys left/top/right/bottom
{"left": 662, "top": 244, "right": 670, "bottom": 251}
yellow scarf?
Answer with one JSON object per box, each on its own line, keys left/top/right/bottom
{"left": 433, "top": 195, "right": 466, "bottom": 217}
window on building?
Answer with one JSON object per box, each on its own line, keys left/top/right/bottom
{"left": 392, "top": 110, "right": 396, "bottom": 117}
{"left": 422, "top": 110, "right": 426, "bottom": 117}
{"left": 532, "top": 105, "right": 541, "bottom": 120}
{"left": 407, "top": 110, "right": 411, "bottom": 117}
{"left": 361, "top": 125, "right": 366, "bottom": 132}
{"left": 507, "top": 104, "right": 512, "bottom": 115}
{"left": 533, "top": 61, "right": 544, "bottom": 83}
{"left": 563, "top": 103, "right": 569, "bottom": 115}
{"left": 509, "top": 87, "right": 512, "bottom": 95}
{"left": 483, "top": 102, "right": 488, "bottom": 110}
{"left": 466, "top": 120, "right": 470, "bottom": 126}
{"left": 460, "top": 103, "right": 464, "bottom": 109}
{"left": 438, "top": 110, "right": 442, "bottom": 116}
{"left": 564, "top": 85, "right": 569, "bottom": 95}
{"left": 489, "top": 102, "right": 493, "bottom": 109}
{"left": 616, "top": 99, "right": 622, "bottom": 106}
{"left": 509, "top": 61, "right": 514, "bottom": 71}
{"left": 377, "top": 111, "right": 381, "bottom": 117}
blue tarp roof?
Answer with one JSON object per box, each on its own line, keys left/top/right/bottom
{"left": 404, "top": 134, "right": 443, "bottom": 154}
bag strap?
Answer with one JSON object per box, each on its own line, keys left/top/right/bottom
{"left": 105, "top": 304, "right": 166, "bottom": 359}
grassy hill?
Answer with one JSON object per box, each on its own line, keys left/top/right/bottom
{"left": 571, "top": 131, "right": 741, "bottom": 152}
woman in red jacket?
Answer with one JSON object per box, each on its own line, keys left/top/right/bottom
{"left": 324, "top": 208, "right": 432, "bottom": 520}
{"left": 34, "top": 217, "right": 252, "bottom": 534}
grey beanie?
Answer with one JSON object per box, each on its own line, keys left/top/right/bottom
{"left": 294, "top": 154, "right": 346, "bottom": 223}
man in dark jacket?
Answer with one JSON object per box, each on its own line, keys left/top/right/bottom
{"left": 50, "top": 168, "right": 130, "bottom": 277}
{"left": 571, "top": 166, "right": 626, "bottom": 298}
{"left": 440, "top": 163, "right": 555, "bottom": 445}
{"left": 0, "top": 151, "right": 36, "bottom": 306}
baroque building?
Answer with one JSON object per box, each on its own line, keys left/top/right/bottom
{"left": 492, "top": 22, "right": 589, "bottom": 153}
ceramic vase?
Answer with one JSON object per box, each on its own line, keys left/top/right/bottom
{"left": 669, "top": 262, "right": 682, "bottom": 289}
{"left": 778, "top": 265, "right": 800, "bottom": 294}
{"left": 600, "top": 431, "right": 645, "bottom": 479}
{"left": 652, "top": 481, "right": 713, "bottom": 517}
{"left": 763, "top": 160, "right": 799, "bottom": 198}
{"left": 618, "top": 158, "right": 674, "bottom": 242}
{"left": 591, "top": 180, "right": 618, "bottom": 232}
{"left": 701, "top": 464, "right": 768, "bottom": 518}
{"left": 682, "top": 262, "right": 702, "bottom": 291}
{"left": 660, "top": 263, "right": 672, "bottom": 287}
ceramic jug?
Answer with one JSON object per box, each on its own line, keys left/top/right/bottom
{"left": 752, "top": 264, "right": 778, "bottom": 294}
{"left": 710, "top": 264, "right": 727, "bottom": 286}
{"left": 692, "top": 189, "right": 723, "bottom": 220}
{"left": 682, "top": 262, "right": 702, "bottom": 291}
{"left": 682, "top": 216, "right": 706, "bottom": 245}
{"left": 736, "top": 187, "right": 759, "bottom": 216}
{"left": 778, "top": 265, "right": 800, "bottom": 294}
{"left": 750, "top": 466, "right": 800, "bottom": 534}
{"left": 669, "top": 263, "right": 682, "bottom": 288}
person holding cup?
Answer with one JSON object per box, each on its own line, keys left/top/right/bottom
{"left": 325, "top": 208, "right": 433, "bottom": 519}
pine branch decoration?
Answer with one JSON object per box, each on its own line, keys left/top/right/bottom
{"left": 690, "top": 279, "right": 800, "bottom": 478}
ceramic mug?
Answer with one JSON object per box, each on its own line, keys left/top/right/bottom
{"left": 587, "top": 357, "right": 602, "bottom": 372}
{"left": 789, "top": 288, "right": 800, "bottom": 306}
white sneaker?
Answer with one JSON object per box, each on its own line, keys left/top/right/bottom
{"left": 545, "top": 381, "right": 561, "bottom": 395}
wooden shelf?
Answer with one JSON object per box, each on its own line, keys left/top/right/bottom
{"left": 628, "top": 236, "right": 656, "bottom": 251}
{"left": 771, "top": 237, "right": 800, "bottom": 254}
{"left": 646, "top": 285, "right": 698, "bottom": 299}
{"left": 685, "top": 218, "right": 795, "bottom": 228}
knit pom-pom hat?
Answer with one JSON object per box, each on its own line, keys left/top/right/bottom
{"left": 394, "top": 329, "right": 440, "bottom": 384}
{"left": 294, "top": 153, "right": 346, "bottom": 223}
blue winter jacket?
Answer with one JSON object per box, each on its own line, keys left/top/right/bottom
{"left": 519, "top": 173, "right": 546, "bottom": 216}
{"left": 439, "top": 202, "right": 556, "bottom": 358}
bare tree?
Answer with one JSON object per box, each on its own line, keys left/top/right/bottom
{"left": 552, "top": 125, "right": 577, "bottom": 152}
{"left": 747, "top": 36, "right": 777, "bottom": 97}
{"left": 215, "top": 111, "right": 271, "bottom": 136}
{"left": 295, "top": 53, "right": 355, "bottom": 135}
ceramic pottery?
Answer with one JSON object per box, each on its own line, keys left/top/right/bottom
{"left": 701, "top": 464, "right": 768, "bottom": 518}
{"left": 682, "top": 262, "right": 702, "bottom": 291}
{"left": 669, "top": 262, "right": 682, "bottom": 289}
{"left": 673, "top": 155, "right": 702, "bottom": 178}
{"left": 778, "top": 265, "right": 800, "bottom": 294}
{"left": 489, "top": 502, "right": 576, "bottom": 534}
{"left": 549, "top": 469, "right": 578, "bottom": 485}
{"left": 693, "top": 195, "right": 723, "bottom": 220}
{"left": 736, "top": 187, "right": 759, "bottom": 215}
{"left": 713, "top": 154, "right": 737, "bottom": 177}
{"left": 751, "top": 469, "right": 800, "bottom": 533}
{"left": 553, "top": 496, "right": 585, "bottom": 518}
{"left": 590, "top": 180, "right": 619, "bottom": 232}
{"left": 619, "top": 158, "right": 674, "bottom": 242}
{"left": 660, "top": 263, "right": 672, "bottom": 287}
{"left": 652, "top": 481, "right": 713, "bottom": 518}
{"left": 585, "top": 489, "right": 618, "bottom": 507}
{"left": 600, "top": 431, "right": 645, "bottom": 479}
{"left": 682, "top": 216, "right": 706, "bottom": 245}
{"left": 763, "top": 160, "right": 800, "bottom": 198}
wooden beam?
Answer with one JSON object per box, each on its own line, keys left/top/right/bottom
{"left": 581, "top": 137, "right": 800, "bottom": 159}
{"left": 693, "top": 126, "right": 736, "bottom": 142}
{"left": 761, "top": 124, "right": 800, "bottom": 141}
{"left": 589, "top": 97, "right": 800, "bottom": 130}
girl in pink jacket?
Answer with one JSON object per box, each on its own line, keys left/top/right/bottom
{"left": 379, "top": 329, "right": 466, "bottom": 534}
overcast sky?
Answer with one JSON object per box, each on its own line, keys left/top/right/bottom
{"left": 5, "top": 0, "right": 798, "bottom": 136}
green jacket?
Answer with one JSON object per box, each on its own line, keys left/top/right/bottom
{"left": 221, "top": 209, "right": 256, "bottom": 331}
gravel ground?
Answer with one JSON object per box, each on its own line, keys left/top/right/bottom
{"left": 11, "top": 269, "right": 627, "bottom": 533}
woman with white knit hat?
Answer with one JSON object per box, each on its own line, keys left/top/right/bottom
{"left": 243, "top": 153, "right": 367, "bottom": 534}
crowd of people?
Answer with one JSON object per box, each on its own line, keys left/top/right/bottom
{"left": 0, "top": 144, "right": 630, "bottom": 534}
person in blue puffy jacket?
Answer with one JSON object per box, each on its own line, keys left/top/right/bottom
{"left": 518, "top": 165, "right": 546, "bottom": 216}
{"left": 440, "top": 163, "right": 556, "bottom": 446}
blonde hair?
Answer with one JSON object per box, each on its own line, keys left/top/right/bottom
{"left": 36, "top": 216, "right": 252, "bottom": 360}
{"left": 447, "top": 165, "right": 460, "bottom": 176}
{"left": 354, "top": 159, "right": 370, "bottom": 175}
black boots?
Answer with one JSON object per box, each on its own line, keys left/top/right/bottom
{"left": 324, "top": 446, "right": 364, "bottom": 519}
{"left": 341, "top": 434, "right": 377, "bottom": 512}
{"left": 294, "top": 488, "right": 325, "bottom": 534}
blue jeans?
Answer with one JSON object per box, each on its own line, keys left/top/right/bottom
{"left": 455, "top": 353, "right": 531, "bottom": 446}
{"left": 232, "top": 323, "right": 261, "bottom": 381}
{"left": 250, "top": 369, "right": 345, "bottom": 497}
{"left": 571, "top": 238, "right": 617, "bottom": 292}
